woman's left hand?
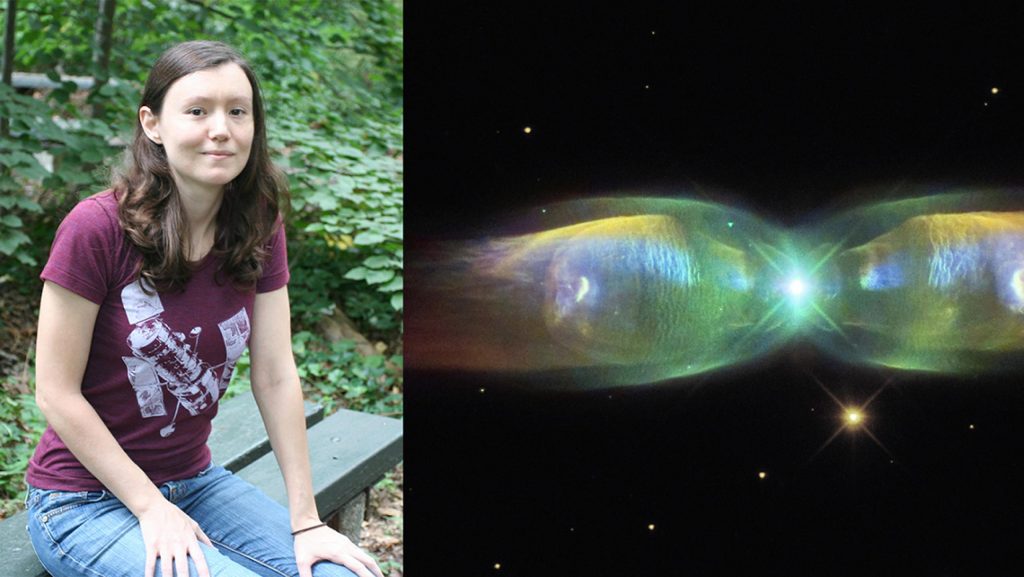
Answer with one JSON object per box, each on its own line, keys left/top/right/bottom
{"left": 294, "top": 524, "right": 385, "bottom": 577}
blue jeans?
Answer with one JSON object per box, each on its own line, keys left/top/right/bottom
{"left": 25, "top": 464, "right": 357, "bottom": 577}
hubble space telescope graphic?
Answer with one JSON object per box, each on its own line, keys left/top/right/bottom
{"left": 121, "top": 281, "right": 250, "bottom": 436}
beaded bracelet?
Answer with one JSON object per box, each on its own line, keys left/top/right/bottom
{"left": 291, "top": 522, "right": 327, "bottom": 536}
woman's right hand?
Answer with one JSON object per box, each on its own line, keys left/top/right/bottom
{"left": 137, "top": 498, "right": 213, "bottom": 577}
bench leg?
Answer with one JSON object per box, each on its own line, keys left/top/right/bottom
{"left": 326, "top": 490, "right": 368, "bottom": 543}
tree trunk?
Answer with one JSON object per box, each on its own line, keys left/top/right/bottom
{"left": 91, "top": 0, "right": 116, "bottom": 116}
{"left": 317, "top": 308, "right": 402, "bottom": 374}
{"left": 1, "top": 0, "right": 16, "bottom": 136}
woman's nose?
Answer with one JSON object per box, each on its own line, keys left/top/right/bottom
{"left": 208, "top": 112, "right": 230, "bottom": 140}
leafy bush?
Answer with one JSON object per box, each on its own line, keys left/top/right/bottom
{"left": 276, "top": 117, "right": 404, "bottom": 319}
{"left": 0, "top": 82, "right": 121, "bottom": 264}
{"left": 289, "top": 331, "right": 402, "bottom": 417}
{"left": 229, "top": 331, "right": 403, "bottom": 418}
{"left": 2, "top": 0, "right": 404, "bottom": 321}
{"left": 0, "top": 386, "right": 44, "bottom": 517}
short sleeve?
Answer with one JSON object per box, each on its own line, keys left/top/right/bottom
{"left": 256, "top": 219, "right": 290, "bottom": 293}
{"left": 40, "top": 196, "right": 120, "bottom": 304}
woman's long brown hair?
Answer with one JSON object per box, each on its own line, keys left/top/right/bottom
{"left": 115, "top": 40, "right": 288, "bottom": 293}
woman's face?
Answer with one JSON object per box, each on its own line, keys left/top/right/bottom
{"left": 140, "top": 63, "right": 255, "bottom": 197}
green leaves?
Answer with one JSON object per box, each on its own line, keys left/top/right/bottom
{"left": 0, "top": 389, "right": 44, "bottom": 514}
{"left": 344, "top": 252, "right": 403, "bottom": 312}
{"left": 277, "top": 114, "right": 403, "bottom": 313}
{"left": 346, "top": 267, "right": 395, "bottom": 286}
{"left": 0, "top": 78, "right": 120, "bottom": 266}
{"left": 232, "top": 331, "right": 402, "bottom": 418}
{"left": 0, "top": 229, "right": 31, "bottom": 259}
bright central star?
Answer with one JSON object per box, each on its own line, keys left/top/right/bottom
{"left": 786, "top": 278, "right": 807, "bottom": 298}
{"left": 845, "top": 409, "right": 863, "bottom": 425}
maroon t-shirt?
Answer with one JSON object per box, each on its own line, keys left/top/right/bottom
{"left": 26, "top": 190, "right": 289, "bottom": 491}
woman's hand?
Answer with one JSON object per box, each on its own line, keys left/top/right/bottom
{"left": 137, "top": 498, "right": 214, "bottom": 577}
{"left": 294, "top": 525, "right": 384, "bottom": 577}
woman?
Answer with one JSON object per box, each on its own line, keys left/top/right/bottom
{"left": 25, "top": 40, "right": 384, "bottom": 577}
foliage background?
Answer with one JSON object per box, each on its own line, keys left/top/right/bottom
{"left": 0, "top": 0, "right": 403, "bottom": 551}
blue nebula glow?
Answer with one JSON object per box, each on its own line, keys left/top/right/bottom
{"left": 860, "top": 254, "right": 907, "bottom": 291}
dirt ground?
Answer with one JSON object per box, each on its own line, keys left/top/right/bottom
{"left": 362, "top": 463, "right": 405, "bottom": 576}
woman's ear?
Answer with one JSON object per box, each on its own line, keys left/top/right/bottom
{"left": 139, "top": 106, "right": 162, "bottom": 144}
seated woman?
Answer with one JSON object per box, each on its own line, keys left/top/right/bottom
{"left": 24, "top": 40, "right": 383, "bottom": 577}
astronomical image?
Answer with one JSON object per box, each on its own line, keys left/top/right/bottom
{"left": 405, "top": 3, "right": 1024, "bottom": 575}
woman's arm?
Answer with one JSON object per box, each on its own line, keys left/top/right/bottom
{"left": 249, "top": 286, "right": 383, "bottom": 577}
{"left": 35, "top": 281, "right": 212, "bottom": 577}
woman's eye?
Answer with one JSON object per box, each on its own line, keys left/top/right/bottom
{"left": 230, "top": 108, "right": 248, "bottom": 116}
{"left": 188, "top": 108, "right": 204, "bottom": 116}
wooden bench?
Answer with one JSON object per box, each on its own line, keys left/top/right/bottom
{"left": 0, "top": 391, "right": 403, "bottom": 577}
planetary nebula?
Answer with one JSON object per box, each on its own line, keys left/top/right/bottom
{"left": 409, "top": 192, "right": 1024, "bottom": 384}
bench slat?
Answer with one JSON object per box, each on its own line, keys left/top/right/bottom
{"left": 236, "top": 408, "right": 403, "bottom": 520}
{"left": 1, "top": 510, "right": 39, "bottom": 577}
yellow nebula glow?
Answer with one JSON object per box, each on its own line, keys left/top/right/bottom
{"left": 523, "top": 126, "right": 532, "bottom": 134}
{"left": 758, "top": 471, "right": 767, "bottom": 479}
{"left": 494, "top": 563, "right": 502, "bottom": 570}
{"left": 992, "top": 87, "right": 1000, "bottom": 94}
{"left": 648, "top": 523, "right": 656, "bottom": 531}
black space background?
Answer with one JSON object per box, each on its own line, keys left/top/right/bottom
{"left": 404, "top": 3, "right": 1024, "bottom": 575}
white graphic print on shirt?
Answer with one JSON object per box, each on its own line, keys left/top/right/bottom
{"left": 120, "top": 281, "right": 250, "bottom": 437}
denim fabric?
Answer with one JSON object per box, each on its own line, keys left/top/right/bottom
{"left": 26, "top": 464, "right": 357, "bottom": 577}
